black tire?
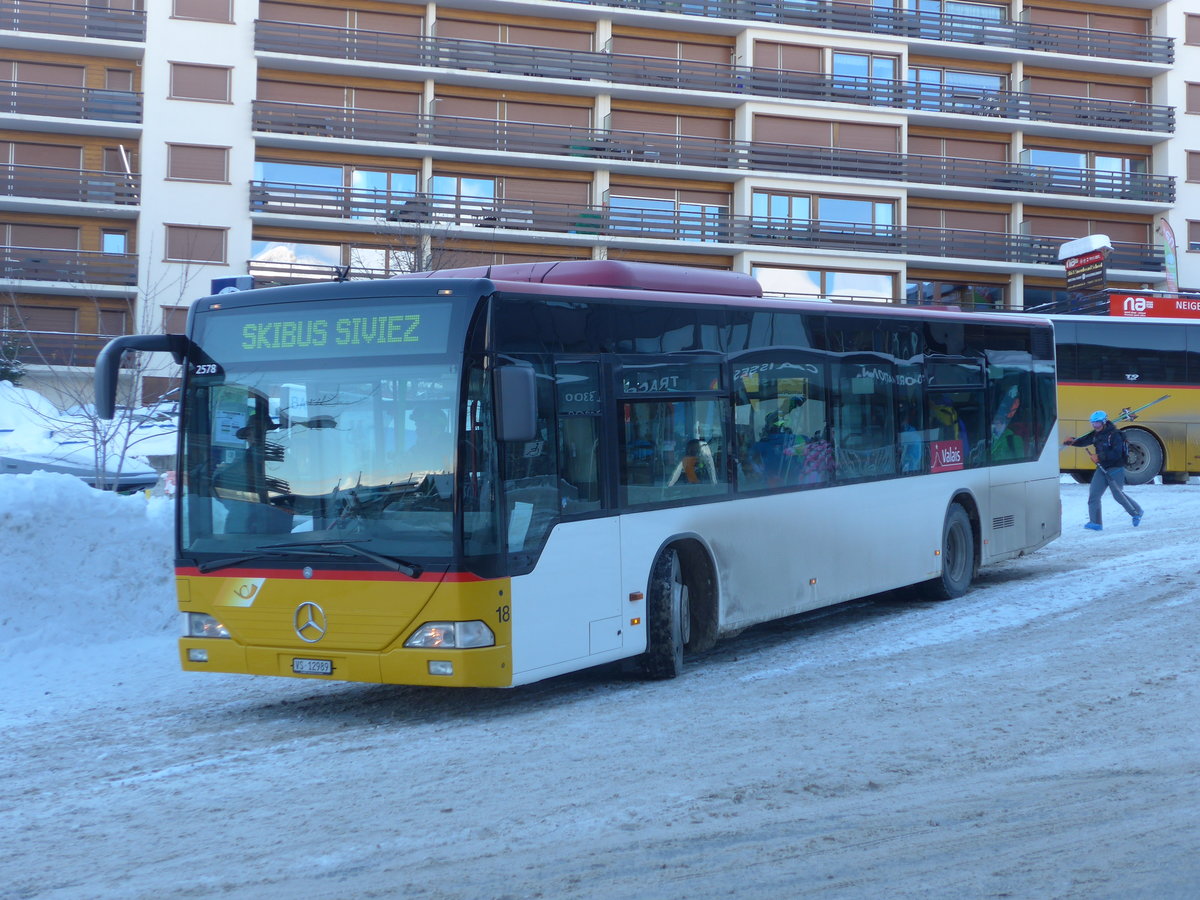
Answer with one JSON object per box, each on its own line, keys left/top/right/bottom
{"left": 922, "top": 505, "right": 975, "bottom": 602}
{"left": 1068, "top": 470, "right": 1094, "bottom": 485}
{"left": 1122, "top": 429, "right": 1162, "bottom": 486}
{"left": 640, "top": 547, "right": 691, "bottom": 679}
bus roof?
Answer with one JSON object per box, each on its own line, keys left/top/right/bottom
{"left": 391, "top": 260, "right": 1047, "bottom": 328}
{"left": 390, "top": 259, "right": 763, "bottom": 297}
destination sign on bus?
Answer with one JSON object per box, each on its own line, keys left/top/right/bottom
{"left": 197, "top": 301, "right": 455, "bottom": 363}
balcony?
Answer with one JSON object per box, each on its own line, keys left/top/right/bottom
{"left": 0, "top": 328, "right": 120, "bottom": 367}
{"left": 0, "top": 247, "right": 138, "bottom": 286}
{"left": 251, "top": 105, "right": 1174, "bottom": 205}
{"left": 248, "top": 184, "right": 1164, "bottom": 274}
{"left": 0, "top": 0, "right": 146, "bottom": 42}
{"left": 254, "top": 22, "right": 1173, "bottom": 135}
{"left": 0, "top": 81, "right": 141, "bottom": 123}
{"left": 552, "top": 0, "right": 1173, "bottom": 64}
{"left": 0, "top": 164, "right": 139, "bottom": 205}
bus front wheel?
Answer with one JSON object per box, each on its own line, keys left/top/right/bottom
{"left": 640, "top": 547, "right": 690, "bottom": 679}
{"left": 1122, "top": 429, "right": 1162, "bottom": 486}
{"left": 923, "top": 505, "right": 975, "bottom": 602}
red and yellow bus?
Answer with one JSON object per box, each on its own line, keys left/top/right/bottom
{"left": 1053, "top": 314, "right": 1200, "bottom": 485}
{"left": 97, "top": 261, "right": 1061, "bottom": 687}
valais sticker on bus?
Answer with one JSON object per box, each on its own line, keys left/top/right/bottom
{"left": 930, "top": 440, "right": 965, "bottom": 473}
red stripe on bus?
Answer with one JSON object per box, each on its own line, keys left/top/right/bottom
{"left": 175, "top": 566, "right": 486, "bottom": 582}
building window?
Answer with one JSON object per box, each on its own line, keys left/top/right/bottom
{"left": 1186, "top": 14, "right": 1200, "bottom": 45}
{"left": 250, "top": 240, "right": 341, "bottom": 279}
{"left": 832, "top": 51, "right": 898, "bottom": 85}
{"left": 101, "top": 230, "right": 128, "bottom": 254}
{"left": 162, "top": 306, "right": 188, "bottom": 333}
{"left": 105, "top": 69, "right": 134, "bottom": 92}
{"left": 752, "top": 192, "right": 894, "bottom": 230}
{"left": 1187, "top": 83, "right": 1200, "bottom": 114}
{"left": 1188, "top": 221, "right": 1200, "bottom": 252}
{"left": 167, "top": 144, "right": 229, "bottom": 182}
{"left": 169, "top": 63, "right": 231, "bottom": 103}
{"left": 909, "top": 67, "right": 1005, "bottom": 111}
{"left": 173, "top": 0, "right": 233, "bottom": 23}
{"left": 1024, "top": 148, "right": 1147, "bottom": 175}
{"left": 752, "top": 266, "right": 896, "bottom": 301}
{"left": 905, "top": 280, "right": 1004, "bottom": 309}
{"left": 165, "top": 225, "right": 226, "bottom": 263}
{"left": 429, "top": 174, "right": 495, "bottom": 218}
{"left": 908, "top": 0, "right": 1005, "bottom": 19}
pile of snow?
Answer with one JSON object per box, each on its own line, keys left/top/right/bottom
{"left": 0, "top": 472, "right": 174, "bottom": 662}
{"left": 0, "top": 380, "right": 172, "bottom": 485}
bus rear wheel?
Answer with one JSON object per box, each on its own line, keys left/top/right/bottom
{"left": 1122, "top": 429, "right": 1162, "bottom": 486}
{"left": 640, "top": 547, "right": 691, "bottom": 679}
{"left": 922, "top": 505, "right": 975, "bottom": 602}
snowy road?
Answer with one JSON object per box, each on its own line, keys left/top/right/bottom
{"left": 3, "top": 482, "right": 1199, "bottom": 899}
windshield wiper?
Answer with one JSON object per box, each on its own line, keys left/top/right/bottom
{"left": 196, "top": 546, "right": 323, "bottom": 574}
{"left": 258, "top": 539, "right": 424, "bottom": 579}
{"left": 197, "top": 542, "right": 423, "bottom": 578}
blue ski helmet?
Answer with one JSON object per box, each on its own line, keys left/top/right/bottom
{"left": 1089, "top": 410, "right": 1107, "bottom": 423}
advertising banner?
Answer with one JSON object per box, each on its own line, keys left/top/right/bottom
{"left": 1109, "top": 292, "right": 1200, "bottom": 319}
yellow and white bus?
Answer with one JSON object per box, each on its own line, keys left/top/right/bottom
{"left": 96, "top": 261, "right": 1061, "bottom": 687}
{"left": 1053, "top": 314, "right": 1200, "bottom": 485}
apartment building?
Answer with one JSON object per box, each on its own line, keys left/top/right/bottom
{"left": 1, "top": 0, "right": 1197, "bottom": 400}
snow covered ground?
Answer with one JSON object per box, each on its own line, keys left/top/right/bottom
{"left": 2, "top": 472, "right": 1198, "bottom": 900}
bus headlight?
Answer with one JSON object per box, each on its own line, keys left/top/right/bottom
{"left": 404, "top": 621, "right": 495, "bottom": 649}
{"left": 185, "top": 612, "right": 230, "bottom": 639}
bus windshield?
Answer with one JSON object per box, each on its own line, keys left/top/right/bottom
{"left": 179, "top": 295, "right": 469, "bottom": 565}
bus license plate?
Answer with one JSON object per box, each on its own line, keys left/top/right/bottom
{"left": 292, "top": 658, "right": 333, "bottom": 675}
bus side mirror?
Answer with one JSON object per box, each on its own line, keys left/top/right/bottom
{"left": 94, "top": 334, "right": 189, "bottom": 419}
{"left": 494, "top": 365, "right": 537, "bottom": 442}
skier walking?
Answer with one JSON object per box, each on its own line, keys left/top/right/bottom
{"left": 1062, "top": 410, "right": 1144, "bottom": 531}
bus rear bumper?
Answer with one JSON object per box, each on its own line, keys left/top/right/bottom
{"left": 179, "top": 639, "right": 513, "bottom": 687}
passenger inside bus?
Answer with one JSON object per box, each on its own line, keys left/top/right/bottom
{"left": 667, "top": 438, "right": 717, "bottom": 486}
{"left": 990, "top": 385, "right": 1026, "bottom": 462}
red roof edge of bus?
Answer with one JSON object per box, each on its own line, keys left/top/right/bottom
{"left": 390, "top": 259, "right": 763, "bottom": 298}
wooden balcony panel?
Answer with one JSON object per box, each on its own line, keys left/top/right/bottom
{"left": 252, "top": 104, "right": 1175, "bottom": 205}
{"left": 248, "top": 181, "right": 1165, "bottom": 272}
{"left": 0, "top": 82, "right": 142, "bottom": 123}
{"left": 551, "top": 0, "right": 1172, "bottom": 64}
{"left": 255, "top": 21, "right": 1172, "bottom": 134}
{"left": 1, "top": 329, "right": 120, "bottom": 367}
{"left": 0, "top": 247, "right": 138, "bottom": 285}
{"left": 0, "top": 0, "right": 146, "bottom": 42}
{"left": 0, "top": 165, "right": 139, "bottom": 204}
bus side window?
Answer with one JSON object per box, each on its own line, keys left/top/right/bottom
{"left": 732, "top": 351, "right": 830, "bottom": 490}
{"left": 832, "top": 358, "right": 896, "bottom": 481}
{"left": 556, "top": 362, "right": 603, "bottom": 514}
{"left": 503, "top": 360, "right": 559, "bottom": 553}
{"left": 622, "top": 397, "right": 727, "bottom": 505}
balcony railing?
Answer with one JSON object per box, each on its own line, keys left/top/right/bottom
{"left": 0, "top": 247, "right": 138, "bottom": 285}
{"left": 0, "top": 164, "right": 140, "bottom": 204}
{"left": 0, "top": 0, "right": 145, "bottom": 42}
{"left": 255, "top": 21, "right": 1173, "bottom": 135}
{"left": 252, "top": 104, "right": 1174, "bottom": 204}
{"left": 0, "top": 81, "right": 141, "bottom": 123}
{"left": 0, "top": 328, "right": 120, "bottom": 367}
{"left": 554, "top": 0, "right": 1173, "bottom": 64}
{"left": 248, "top": 183, "right": 1164, "bottom": 273}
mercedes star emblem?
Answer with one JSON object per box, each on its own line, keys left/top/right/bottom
{"left": 294, "top": 601, "right": 327, "bottom": 643}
